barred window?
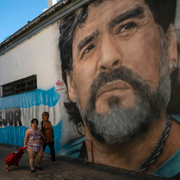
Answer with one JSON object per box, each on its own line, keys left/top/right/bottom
{"left": 2, "top": 75, "right": 37, "bottom": 97}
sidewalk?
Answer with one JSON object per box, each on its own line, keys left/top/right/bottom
{"left": 0, "top": 143, "right": 174, "bottom": 180}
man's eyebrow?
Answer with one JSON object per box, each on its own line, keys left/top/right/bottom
{"left": 109, "top": 5, "right": 145, "bottom": 28}
{"left": 77, "top": 30, "right": 100, "bottom": 55}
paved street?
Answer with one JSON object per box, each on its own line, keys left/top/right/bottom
{"left": 0, "top": 143, "right": 176, "bottom": 180}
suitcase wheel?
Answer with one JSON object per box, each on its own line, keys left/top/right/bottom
{"left": 5, "top": 165, "right": 9, "bottom": 171}
{"left": 15, "top": 164, "right": 19, "bottom": 168}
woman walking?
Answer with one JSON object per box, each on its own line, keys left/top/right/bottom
{"left": 24, "top": 118, "right": 43, "bottom": 172}
{"left": 40, "top": 112, "right": 58, "bottom": 164}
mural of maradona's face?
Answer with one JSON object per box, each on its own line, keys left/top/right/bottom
{"left": 67, "top": 0, "right": 175, "bottom": 144}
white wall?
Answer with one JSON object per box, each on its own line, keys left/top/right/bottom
{"left": 0, "top": 21, "right": 62, "bottom": 91}
{"left": 0, "top": 20, "right": 83, "bottom": 148}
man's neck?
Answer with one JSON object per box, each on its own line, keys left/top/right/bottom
{"left": 84, "top": 110, "right": 179, "bottom": 172}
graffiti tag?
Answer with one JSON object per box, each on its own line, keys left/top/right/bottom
{"left": 56, "top": 80, "right": 65, "bottom": 91}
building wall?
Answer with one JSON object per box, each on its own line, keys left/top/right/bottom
{"left": 0, "top": 21, "right": 85, "bottom": 158}
{"left": 1, "top": 0, "right": 180, "bottom": 178}
{"left": 58, "top": 0, "right": 180, "bottom": 178}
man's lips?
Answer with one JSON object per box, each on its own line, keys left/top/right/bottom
{"left": 96, "top": 80, "right": 131, "bottom": 99}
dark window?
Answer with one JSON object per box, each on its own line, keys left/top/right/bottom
{"left": 2, "top": 75, "right": 37, "bottom": 97}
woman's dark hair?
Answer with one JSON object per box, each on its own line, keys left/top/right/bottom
{"left": 31, "top": 118, "right": 38, "bottom": 124}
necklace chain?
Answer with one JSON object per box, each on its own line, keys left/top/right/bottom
{"left": 138, "top": 115, "right": 171, "bottom": 172}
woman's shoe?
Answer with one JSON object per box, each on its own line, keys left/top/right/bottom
{"left": 52, "top": 161, "right": 59, "bottom": 165}
{"left": 31, "top": 169, "right": 36, "bottom": 173}
{"left": 36, "top": 166, "right": 43, "bottom": 170}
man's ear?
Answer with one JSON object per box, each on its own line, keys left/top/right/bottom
{"left": 66, "top": 71, "right": 76, "bottom": 102}
{"left": 166, "top": 24, "right": 178, "bottom": 73}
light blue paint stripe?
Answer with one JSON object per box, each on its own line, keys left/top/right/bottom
{"left": 59, "top": 136, "right": 86, "bottom": 158}
{"left": 171, "top": 114, "right": 180, "bottom": 122}
{"left": 0, "top": 121, "right": 85, "bottom": 159}
{"left": 61, "top": 136, "right": 86, "bottom": 150}
{"left": 0, "top": 125, "right": 28, "bottom": 147}
{"left": 153, "top": 114, "right": 180, "bottom": 178}
{"left": 153, "top": 148, "right": 180, "bottom": 178}
{"left": 68, "top": 152, "right": 80, "bottom": 159}
{"left": 60, "top": 143, "right": 83, "bottom": 156}
{"left": 53, "top": 120, "right": 62, "bottom": 154}
{"left": 0, "top": 120, "right": 62, "bottom": 155}
{"left": 0, "top": 87, "right": 60, "bottom": 109}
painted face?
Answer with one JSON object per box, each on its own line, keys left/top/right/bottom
{"left": 71, "top": 0, "right": 162, "bottom": 113}
{"left": 67, "top": 0, "right": 174, "bottom": 143}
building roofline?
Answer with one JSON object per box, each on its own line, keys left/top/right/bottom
{"left": 0, "top": 0, "right": 90, "bottom": 55}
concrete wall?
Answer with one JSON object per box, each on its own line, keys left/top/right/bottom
{"left": 0, "top": 21, "right": 85, "bottom": 158}
{"left": 1, "top": 0, "right": 180, "bottom": 178}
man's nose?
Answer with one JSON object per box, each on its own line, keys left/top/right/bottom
{"left": 98, "top": 34, "right": 122, "bottom": 72}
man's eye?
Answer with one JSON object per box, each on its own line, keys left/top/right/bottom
{"left": 84, "top": 44, "right": 95, "bottom": 54}
{"left": 115, "top": 22, "right": 137, "bottom": 37}
{"left": 81, "top": 44, "right": 95, "bottom": 59}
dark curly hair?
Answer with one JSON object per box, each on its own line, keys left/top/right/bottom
{"left": 59, "top": 0, "right": 177, "bottom": 127}
{"left": 31, "top": 118, "right": 38, "bottom": 124}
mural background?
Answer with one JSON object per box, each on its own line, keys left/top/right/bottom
{"left": 0, "top": 21, "right": 85, "bottom": 158}
{"left": 0, "top": 0, "right": 180, "bottom": 178}
{"left": 58, "top": 0, "right": 180, "bottom": 178}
